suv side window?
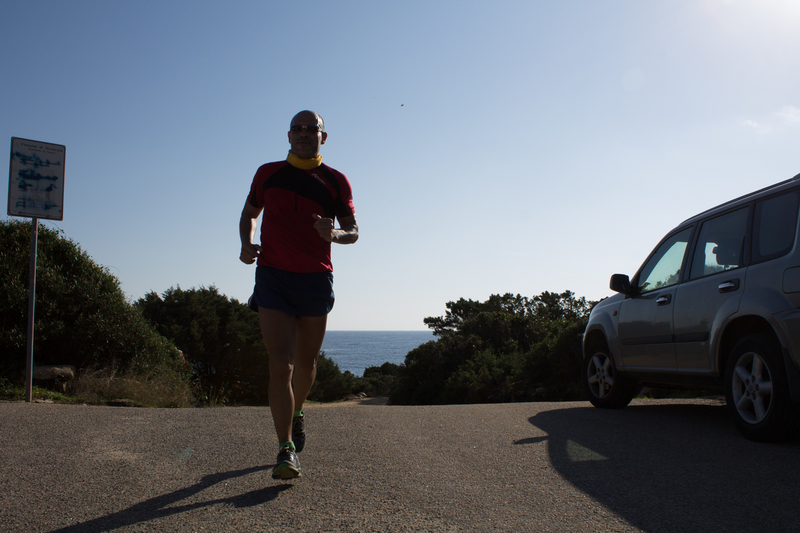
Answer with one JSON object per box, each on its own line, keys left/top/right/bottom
{"left": 689, "top": 207, "right": 748, "bottom": 280}
{"left": 638, "top": 228, "right": 693, "bottom": 294}
{"left": 752, "top": 190, "right": 799, "bottom": 263}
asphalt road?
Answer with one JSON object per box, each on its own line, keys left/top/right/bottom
{"left": 1, "top": 398, "right": 798, "bottom": 533}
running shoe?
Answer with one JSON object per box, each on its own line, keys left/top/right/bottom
{"left": 272, "top": 445, "right": 301, "bottom": 480}
{"left": 292, "top": 414, "right": 305, "bottom": 453}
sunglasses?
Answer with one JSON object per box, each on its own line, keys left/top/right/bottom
{"left": 290, "top": 124, "right": 324, "bottom": 133}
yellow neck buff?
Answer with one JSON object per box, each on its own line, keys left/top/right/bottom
{"left": 287, "top": 151, "right": 322, "bottom": 170}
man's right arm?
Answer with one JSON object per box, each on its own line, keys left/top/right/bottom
{"left": 239, "top": 202, "right": 263, "bottom": 264}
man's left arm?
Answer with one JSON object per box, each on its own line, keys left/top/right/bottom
{"left": 312, "top": 213, "right": 359, "bottom": 244}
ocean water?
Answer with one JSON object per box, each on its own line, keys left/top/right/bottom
{"left": 321, "top": 330, "right": 435, "bottom": 376}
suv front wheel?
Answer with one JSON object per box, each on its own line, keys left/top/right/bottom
{"left": 584, "top": 343, "right": 637, "bottom": 409}
{"left": 725, "top": 334, "right": 799, "bottom": 442}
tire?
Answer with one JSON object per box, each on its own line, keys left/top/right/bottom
{"left": 724, "top": 334, "right": 800, "bottom": 442}
{"left": 584, "top": 343, "right": 637, "bottom": 409}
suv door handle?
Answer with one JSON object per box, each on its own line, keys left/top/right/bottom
{"left": 719, "top": 279, "right": 740, "bottom": 293}
{"left": 656, "top": 295, "right": 671, "bottom": 305}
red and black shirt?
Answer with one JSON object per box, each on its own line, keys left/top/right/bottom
{"left": 247, "top": 161, "right": 355, "bottom": 273}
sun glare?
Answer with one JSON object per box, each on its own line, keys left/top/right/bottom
{"left": 702, "top": 0, "right": 800, "bottom": 34}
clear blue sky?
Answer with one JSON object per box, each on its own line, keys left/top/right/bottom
{"left": 3, "top": 1, "right": 800, "bottom": 330}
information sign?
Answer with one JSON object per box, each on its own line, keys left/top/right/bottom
{"left": 8, "top": 137, "right": 66, "bottom": 220}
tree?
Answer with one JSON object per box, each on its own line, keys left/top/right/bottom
{"left": 391, "top": 291, "right": 596, "bottom": 405}
{"left": 0, "top": 220, "right": 185, "bottom": 383}
{"left": 136, "top": 286, "right": 269, "bottom": 404}
{"left": 308, "top": 352, "right": 358, "bottom": 402}
{"left": 136, "top": 285, "right": 396, "bottom": 405}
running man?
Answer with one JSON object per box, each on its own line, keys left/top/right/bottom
{"left": 239, "top": 110, "right": 358, "bottom": 479}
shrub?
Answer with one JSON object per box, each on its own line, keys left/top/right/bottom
{"left": 136, "top": 287, "right": 405, "bottom": 405}
{"left": 390, "top": 291, "right": 596, "bottom": 405}
{"left": 70, "top": 365, "right": 194, "bottom": 407}
{"left": 524, "top": 319, "right": 589, "bottom": 401}
{"left": 136, "top": 286, "right": 269, "bottom": 405}
{"left": 308, "top": 352, "right": 358, "bottom": 402}
{"left": 441, "top": 348, "right": 525, "bottom": 404}
{"left": 389, "top": 335, "right": 479, "bottom": 404}
{"left": 0, "top": 220, "right": 188, "bottom": 390}
{"left": 358, "top": 362, "right": 402, "bottom": 397}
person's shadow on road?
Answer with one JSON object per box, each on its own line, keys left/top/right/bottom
{"left": 47, "top": 465, "right": 291, "bottom": 533}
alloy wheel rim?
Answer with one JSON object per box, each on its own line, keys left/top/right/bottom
{"left": 731, "top": 351, "right": 773, "bottom": 424}
{"left": 588, "top": 353, "right": 613, "bottom": 399}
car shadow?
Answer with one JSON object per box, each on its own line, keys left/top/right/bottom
{"left": 523, "top": 402, "right": 800, "bottom": 533}
{"left": 46, "top": 465, "right": 291, "bottom": 533}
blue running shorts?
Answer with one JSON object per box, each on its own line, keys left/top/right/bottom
{"left": 253, "top": 265, "right": 334, "bottom": 317}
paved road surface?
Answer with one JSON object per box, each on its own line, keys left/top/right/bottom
{"left": 1, "top": 398, "right": 798, "bottom": 532}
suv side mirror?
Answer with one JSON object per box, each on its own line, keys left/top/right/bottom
{"left": 609, "top": 274, "right": 631, "bottom": 295}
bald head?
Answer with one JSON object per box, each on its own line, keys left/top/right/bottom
{"left": 291, "top": 110, "right": 324, "bottom": 132}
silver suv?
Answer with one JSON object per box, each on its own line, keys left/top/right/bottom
{"left": 583, "top": 173, "right": 800, "bottom": 441}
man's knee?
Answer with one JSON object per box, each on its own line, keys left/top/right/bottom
{"left": 294, "top": 359, "right": 317, "bottom": 379}
{"left": 269, "top": 353, "right": 294, "bottom": 378}
{"left": 294, "top": 346, "right": 319, "bottom": 371}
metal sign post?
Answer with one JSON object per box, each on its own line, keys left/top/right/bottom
{"left": 8, "top": 138, "right": 66, "bottom": 402}
{"left": 25, "top": 218, "right": 38, "bottom": 402}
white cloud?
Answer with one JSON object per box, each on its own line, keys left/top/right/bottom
{"left": 741, "top": 119, "right": 771, "bottom": 135}
{"left": 776, "top": 105, "right": 800, "bottom": 126}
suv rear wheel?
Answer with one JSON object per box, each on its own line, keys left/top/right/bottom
{"left": 725, "top": 334, "right": 799, "bottom": 442}
{"left": 585, "top": 343, "right": 637, "bottom": 409}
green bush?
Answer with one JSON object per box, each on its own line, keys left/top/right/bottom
{"left": 359, "top": 362, "right": 402, "bottom": 397}
{"left": 1, "top": 219, "right": 602, "bottom": 408}
{"left": 136, "top": 286, "right": 269, "bottom": 405}
{"left": 441, "top": 348, "right": 525, "bottom": 404}
{"left": 390, "top": 291, "right": 596, "bottom": 405}
{"left": 0, "top": 220, "right": 188, "bottom": 391}
{"left": 390, "top": 335, "right": 479, "bottom": 405}
{"left": 136, "top": 286, "right": 414, "bottom": 405}
{"left": 524, "top": 319, "right": 588, "bottom": 401}
{"left": 307, "top": 352, "right": 359, "bottom": 402}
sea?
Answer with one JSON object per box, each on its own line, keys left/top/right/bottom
{"left": 321, "top": 330, "right": 435, "bottom": 376}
